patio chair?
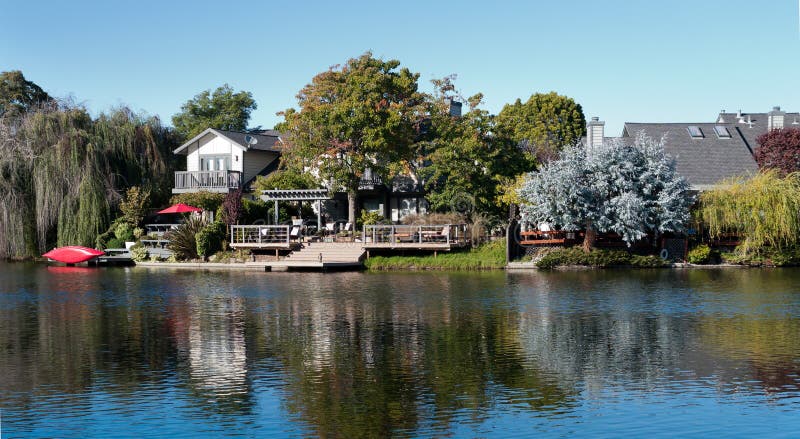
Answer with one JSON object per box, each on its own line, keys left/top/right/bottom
{"left": 325, "top": 222, "right": 337, "bottom": 235}
{"left": 429, "top": 225, "right": 450, "bottom": 242}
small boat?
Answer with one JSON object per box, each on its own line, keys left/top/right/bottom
{"left": 43, "top": 246, "right": 106, "bottom": 264}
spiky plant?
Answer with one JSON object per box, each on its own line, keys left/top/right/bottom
{"left": 165, "top": 216, "right": 205, "bottom": 261}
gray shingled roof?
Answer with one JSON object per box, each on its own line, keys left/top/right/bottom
{"left": 716, "top": 111, "right": 800, "bottom": 151}
{"left": 214, "top": 129, "right": 283, "bottom": 152}
{"left": 622, "top": 122, "right": 758, "bottom": 189}
{"left": 173, "top": 128, "right": 284, "bottom": 154}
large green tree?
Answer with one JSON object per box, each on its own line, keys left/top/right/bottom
{"left": 0, "top": 70, "right": 52, "bottom": 118}
{"left": 418, "top": 78, "right": 533, "bottom": 219}
{"left": 172, "top": 84, "right": 257, "bottom": 140}
{"left": 496, "top": 92, "right": 586, "bottom": 162}
{"left": 278, "top": 52, "right": 424, "bottom": 224}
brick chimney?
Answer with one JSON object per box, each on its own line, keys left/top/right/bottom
{"left": 768, "top": 106, "right": 785, "bottom": 130}
{"left": 586, "top": 117, "right": 605, "bottom": 147}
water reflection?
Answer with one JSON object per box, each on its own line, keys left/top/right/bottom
{"left": 1, "top": 264, "right": 800, "bottom": 437}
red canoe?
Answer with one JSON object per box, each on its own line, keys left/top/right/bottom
{"left": 43, "top": 246, "right": 105, "bottom": 264}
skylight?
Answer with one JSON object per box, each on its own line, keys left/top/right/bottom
{"left": 713, "top": 126, "right": 731, "bottom": 139}
{"left": 687, "top": 126, "right": 704, "bottom": 138}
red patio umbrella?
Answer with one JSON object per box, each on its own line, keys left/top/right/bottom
{"left": 158, "top": 203, "right": 203, "bottom": 214}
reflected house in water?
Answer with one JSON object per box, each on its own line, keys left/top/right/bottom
{"left": 168, "top": 293, "right": 250, "bottom": 406}
{"left": 512, "top": 270, "right": 800, "bottom": 399}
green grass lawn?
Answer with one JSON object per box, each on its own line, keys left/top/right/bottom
{"left": 364, "top": 239, "right": 507, "bottom": 271}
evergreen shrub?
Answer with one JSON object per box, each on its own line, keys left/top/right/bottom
{"left": 687, "top": 244, "right": 712, "bottom": 264}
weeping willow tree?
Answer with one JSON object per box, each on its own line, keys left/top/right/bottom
{"left": 698, "top": 170, "right": 800, "bottom": 254}
{"left": 0, "top": 104, "right": 176, "bottom": 259}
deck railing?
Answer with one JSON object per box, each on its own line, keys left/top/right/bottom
{"left": 358, "top": 176, "right": 384, "bottom": 190}
{"left": 174, "top": 170, "right": 241, "bottom": 191}
{"left": 362, "top": 224, "right": 468, "bottom": 245}
{"left": 144, "top": 223, "right": 181, "bottom": 237}
{"left": 230, "top": 225, "right": 291, "bottom": 246}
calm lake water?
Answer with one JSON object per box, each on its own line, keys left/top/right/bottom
{"left": 1, "top": 263, "right": 799, "bottom": 438}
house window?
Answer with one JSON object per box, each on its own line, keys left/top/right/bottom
{"left": 399, "top": 198, "right": 417, "bottom": 219}
{"left": 363, "top": 199, "right": 384, "bottom": 215}
{"left": 200, "top": 155, "right": 231, "bottom": 171}
{"left": 687, "top": 126, "right": 704, "bottom": 138}
{"left": 713, "top": 126, "right": 731, "bottom": 139}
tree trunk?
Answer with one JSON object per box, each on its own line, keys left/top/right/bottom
{"left": 582, "top": 221, "right": 596, "bottom": 253}
{"left": 347, "top": 191, "right": 358, "bottom": 226}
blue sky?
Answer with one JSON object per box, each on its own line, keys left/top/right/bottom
{"left": 2, "top": 0, "right": 799, "bottom": 135}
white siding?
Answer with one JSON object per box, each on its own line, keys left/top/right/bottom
{"left": 242, "top": 150, "right": 279, "bottom": 183}
{"left": 187, "top": 144, "right": 199, "bottom": 171}
{"left": 184, "top": 133, "right": 246, "bottom": 172}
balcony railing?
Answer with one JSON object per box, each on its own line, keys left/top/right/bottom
{"left": 173, "top": 170, "right": 241, "bottom": 192}
{"left": 358, "top": 176, "right": 384, "bottom": 190}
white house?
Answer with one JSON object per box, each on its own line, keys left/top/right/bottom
{"left": 171, "top": 128, "right": 282, "bottom": 194}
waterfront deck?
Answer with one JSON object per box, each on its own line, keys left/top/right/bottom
{"left": 135, "top": 260, "right": 362, "bottom": 272}
{"left": 362, "top": 224, "right": 469, "bottom": 252}
{"left": 229, "top": 225, "right": 297, "bottom": 252}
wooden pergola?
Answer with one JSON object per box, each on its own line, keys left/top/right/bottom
{"left": 260, "top": 189, "right": 331, "bottom": 229}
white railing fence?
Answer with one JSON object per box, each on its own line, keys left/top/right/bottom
{"left": 174, "top": 170, "right": 242, "bottom": 190}
{"left": 362, "top": 224, "right": 468, "bottom": 245}
{"left": 230, "top": 225, "right": 291, "bottom": 245}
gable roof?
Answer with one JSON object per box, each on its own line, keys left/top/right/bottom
{"left": 622, "top": 122, "right": 758, "bottom": 190}
{"left": 173, "top": 128, "right": 283, "bottom": 155}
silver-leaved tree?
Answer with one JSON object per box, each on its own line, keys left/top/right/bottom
{"left": 518, "top": 133, "right": 693, "bottom": 252}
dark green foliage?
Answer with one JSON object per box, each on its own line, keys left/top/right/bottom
{"left": 105, "top": 238, "right": 125, "bottom": 249}
{"left": 278, "top": 52, "right": 424, "bottom": 224}
{"left": 172, "top": 84, "right": 257, "bottom": 140}
{"left": 169, "top": 192, "right": 225, "bottom": 212}
{"left": 114, "top": 222, "right": 134, "bottom": 241}
{"left": 253, "top": 168, "right": 318, "bottom": 192}
{"left": 687, "top": 244, "right": 712, "bottom": 264}
{"left": 721, "top": 246, "right": 800, "bottom": 267}
{"left": 241, "top": 199, "right": 271, "bottom": 224}
{"left": 0, "top": 70, "right": 52, "bottom": 117}
{"left": 129, "top": 245, "right": 149, "bottom": 262}
{"left": 357, "top": 210, "right": 387, "bottom": 228}
{"left": 119, "top": 186, "right": 150, "bottom": 227}
{"left": 364, "top": 240, "right": 506, "bottom": 270}
{"left": 195, "top": 221, "right": 227, "bottom": 258}
{"left": 166, "top": 216, "right": 205, "bottom": 261}
{"left": 535, "top": 247, "right": 667, "bottom": 269}
{"left": 419, "top": 78, "right": 534, "bottom": 219}
{"left": 264, "top": 202, "right": 314, "bottom": 225}
{"left": 630, "top": 254, "right": 669, "bottom": 267}
{"left": 95, "top": 219, "right": 122, "bottom": 249}
{"left": 495, "top": 91, "right": 586, "bottom": 162}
